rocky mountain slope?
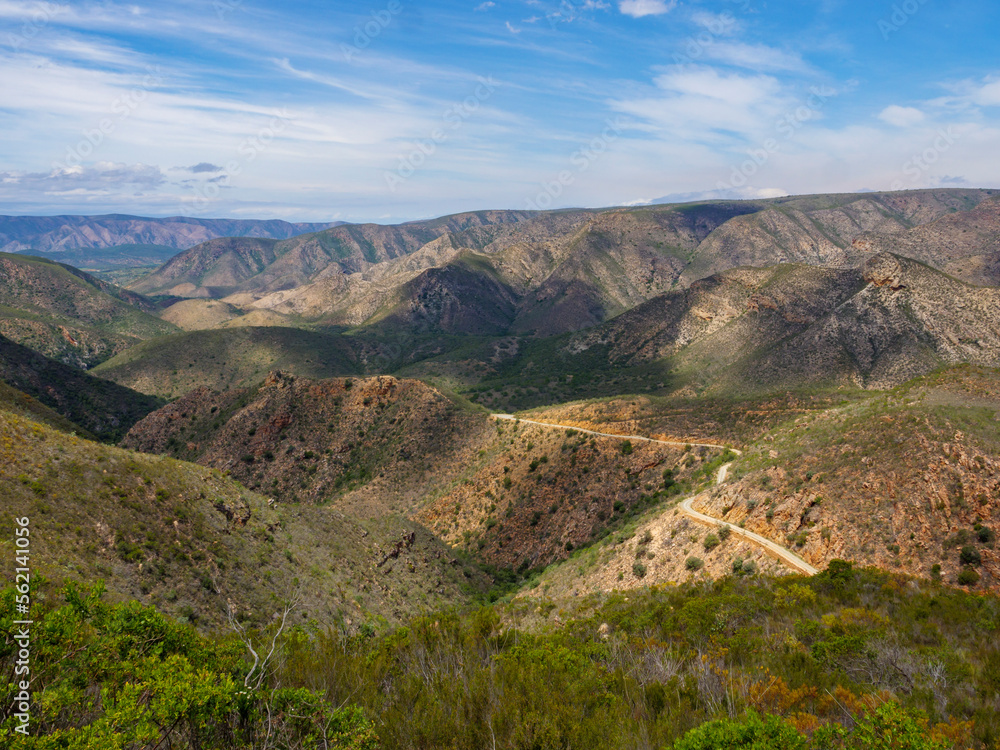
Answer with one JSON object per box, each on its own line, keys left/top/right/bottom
{"left": 122, "top": 372, "right": 738, "bottom": 574}
{"left": 0, "top": 399, "right": 486, "bottom": 631}
{"left": 0, "top": 333, "right": 163, "bottom": 440}
{"left": 0, "top": 252, "right": 178, "bottom": 367}
{"left": 122, "top": 373, "right": 493, "bottom": 517}
{"left": 130, "top": 210, "right": 538, "bottom": 298}
{"left": 127, "top": 189, "right": 996, "bottom": 342}
{"left": 457, "top": 252, "right": 1000, "bottom": 409}
{"left": 0, "top": 213, "right": 337, "bottom": 253}
{"left": 689, "top": 366, "right": 1000, "bottom": 590}
{"left": 855, "top": 193, "right": 1000, "bottom": 286}
{"left": 509, "top": 364, "right": 999, "bottom": 596}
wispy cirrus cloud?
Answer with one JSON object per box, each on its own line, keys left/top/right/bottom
{"left": 618, "top": 0, "right": 676, "bottom": 19}
{"left": 703, "top": 42, "right": 808, "bottom": 73}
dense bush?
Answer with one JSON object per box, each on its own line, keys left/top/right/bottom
{"left": 0, "top": 582, "right": 378, "bottom": 749}
{"left": 4, "top": 564, "right": 997, "bottom": 750}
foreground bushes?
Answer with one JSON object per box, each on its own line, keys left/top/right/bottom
{"left": 3, "top": 562, "right": 998, "bottom": 749}
{"left": 0, "top": 581, "right": 377, "bottom": 749}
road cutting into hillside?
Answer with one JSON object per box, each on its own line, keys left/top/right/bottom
{"left": 491, "top": 414, "right": 742, "bottom": 455}
{"left": 491, "top": 414, "right": 818, "bottom": 576}
{"left": 682, "top": 462, "right": 818, "bottom": 576}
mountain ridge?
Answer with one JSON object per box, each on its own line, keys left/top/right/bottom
{"left": 0, "top": 213, "right": 341, "bottom": 254}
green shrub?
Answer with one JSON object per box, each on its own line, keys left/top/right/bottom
{"left": 959, "top": 545, "right": 982, "bottom": 566}
{"left": 957, "top": 567, "right": 980, "bottom": 586}
{"left": 632, "top": 562, "right": 647, "bottom": 578}
{"left": 671, "top": 711, "right": 807, "bottom": 750}
{"left": 685, "top": 556, "right": 704, "bottom": 571}
{"left": 703, "top": 533, "right": 720, "bottom": 551}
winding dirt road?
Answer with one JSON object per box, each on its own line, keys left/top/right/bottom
{"left": 491, "top": 414, "right": 741, "bottom": 454}
{"left": 491, "top": 414, "right": 817, "bottom": 576}
{"left": 681, "top": 464, "right": 818, "bottom": 576}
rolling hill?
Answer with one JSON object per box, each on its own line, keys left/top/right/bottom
{"left": 90, "top": 326, "right": 359, "bottom": 399}
{"left": 0, "top": 398, "right": 488, "bottom": 632}
{"left": 0, "top": 333, "right": 163, "bottom": 441}
{"left": 0, "top": 252, "right": 178, "bottom": 367}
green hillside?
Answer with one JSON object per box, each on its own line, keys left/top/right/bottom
{"left": 92, "top": 326, "right": 359, "bottom": 399}
{"left": 0, "top": 252, "right": 177, "bottom": 367}
{"left": 0, "top": 333, "right": 162, "bottom": 441}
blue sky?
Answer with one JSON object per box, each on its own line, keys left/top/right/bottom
{"left": 0, "top": 0, "right": 998, "bottom": 222}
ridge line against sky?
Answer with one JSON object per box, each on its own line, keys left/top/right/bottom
{"left": 0, "top": 0, "right": 997, "bottom": 223}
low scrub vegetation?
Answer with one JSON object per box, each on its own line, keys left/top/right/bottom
{"left": 8, "top": 561, "right": 994, "bottom": 748}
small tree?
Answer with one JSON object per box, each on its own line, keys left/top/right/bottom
{"left": 958, "top": 567, "right": 980, "bottom": 586}
{"left": 959, "top": 546, "right": 982, "bottom": 566}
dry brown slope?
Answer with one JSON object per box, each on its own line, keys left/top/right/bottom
{"left": 855, "top": 193, "right": 1000, "bottom": 286}
{"left": 0, "top": 401, "right": 485, "bottom": 632}
{"left": 690, "top": 365, "right": 1000, "bottom": 590}
{"left": 123, "top": 373, "right": 495, "bottom": 519}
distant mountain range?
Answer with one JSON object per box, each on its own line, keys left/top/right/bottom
{"left": 128, "top": 188, "right": 998, "bottom": 340}
{"left": 0, "top": 213, "right": 342, "bottom": 267}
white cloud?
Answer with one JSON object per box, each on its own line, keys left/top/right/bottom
{"left": 705, "top": 43, "right": 807, "bottom": 73}
{"left": 0, "top": 1, "right": 71, "bottom": 21}
{"left": 690, "top": 11, "right": 740, "bottom": 35}
{"left": 0, "top": 162, "right": 165, "bottom": 192}
{"left": 619, "top": 0, "right": 676, "bottom": 19}
{"left": 974, "top": 79, "right": 1000, "bottom": 106}
{"left": 878, "top": 105, "right": 925, "bottom": 127}
{"left": 612, "top": 66, "right": 789, "bottom": 142}
{"left": 505, "top": 21, "right": 520, "bottom": 34}
{"left": 474, "top": 1, "right": 495, "bottom": 10}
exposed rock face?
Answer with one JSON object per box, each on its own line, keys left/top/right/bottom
{"left": 559, "top": 254, "right": 1000, "bottom": 394}
{"left": 862, "top": 253, "right": 906, "bottom": 290}
{"left": 854, "top": 193, "right": 1000, "bottom": 286}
